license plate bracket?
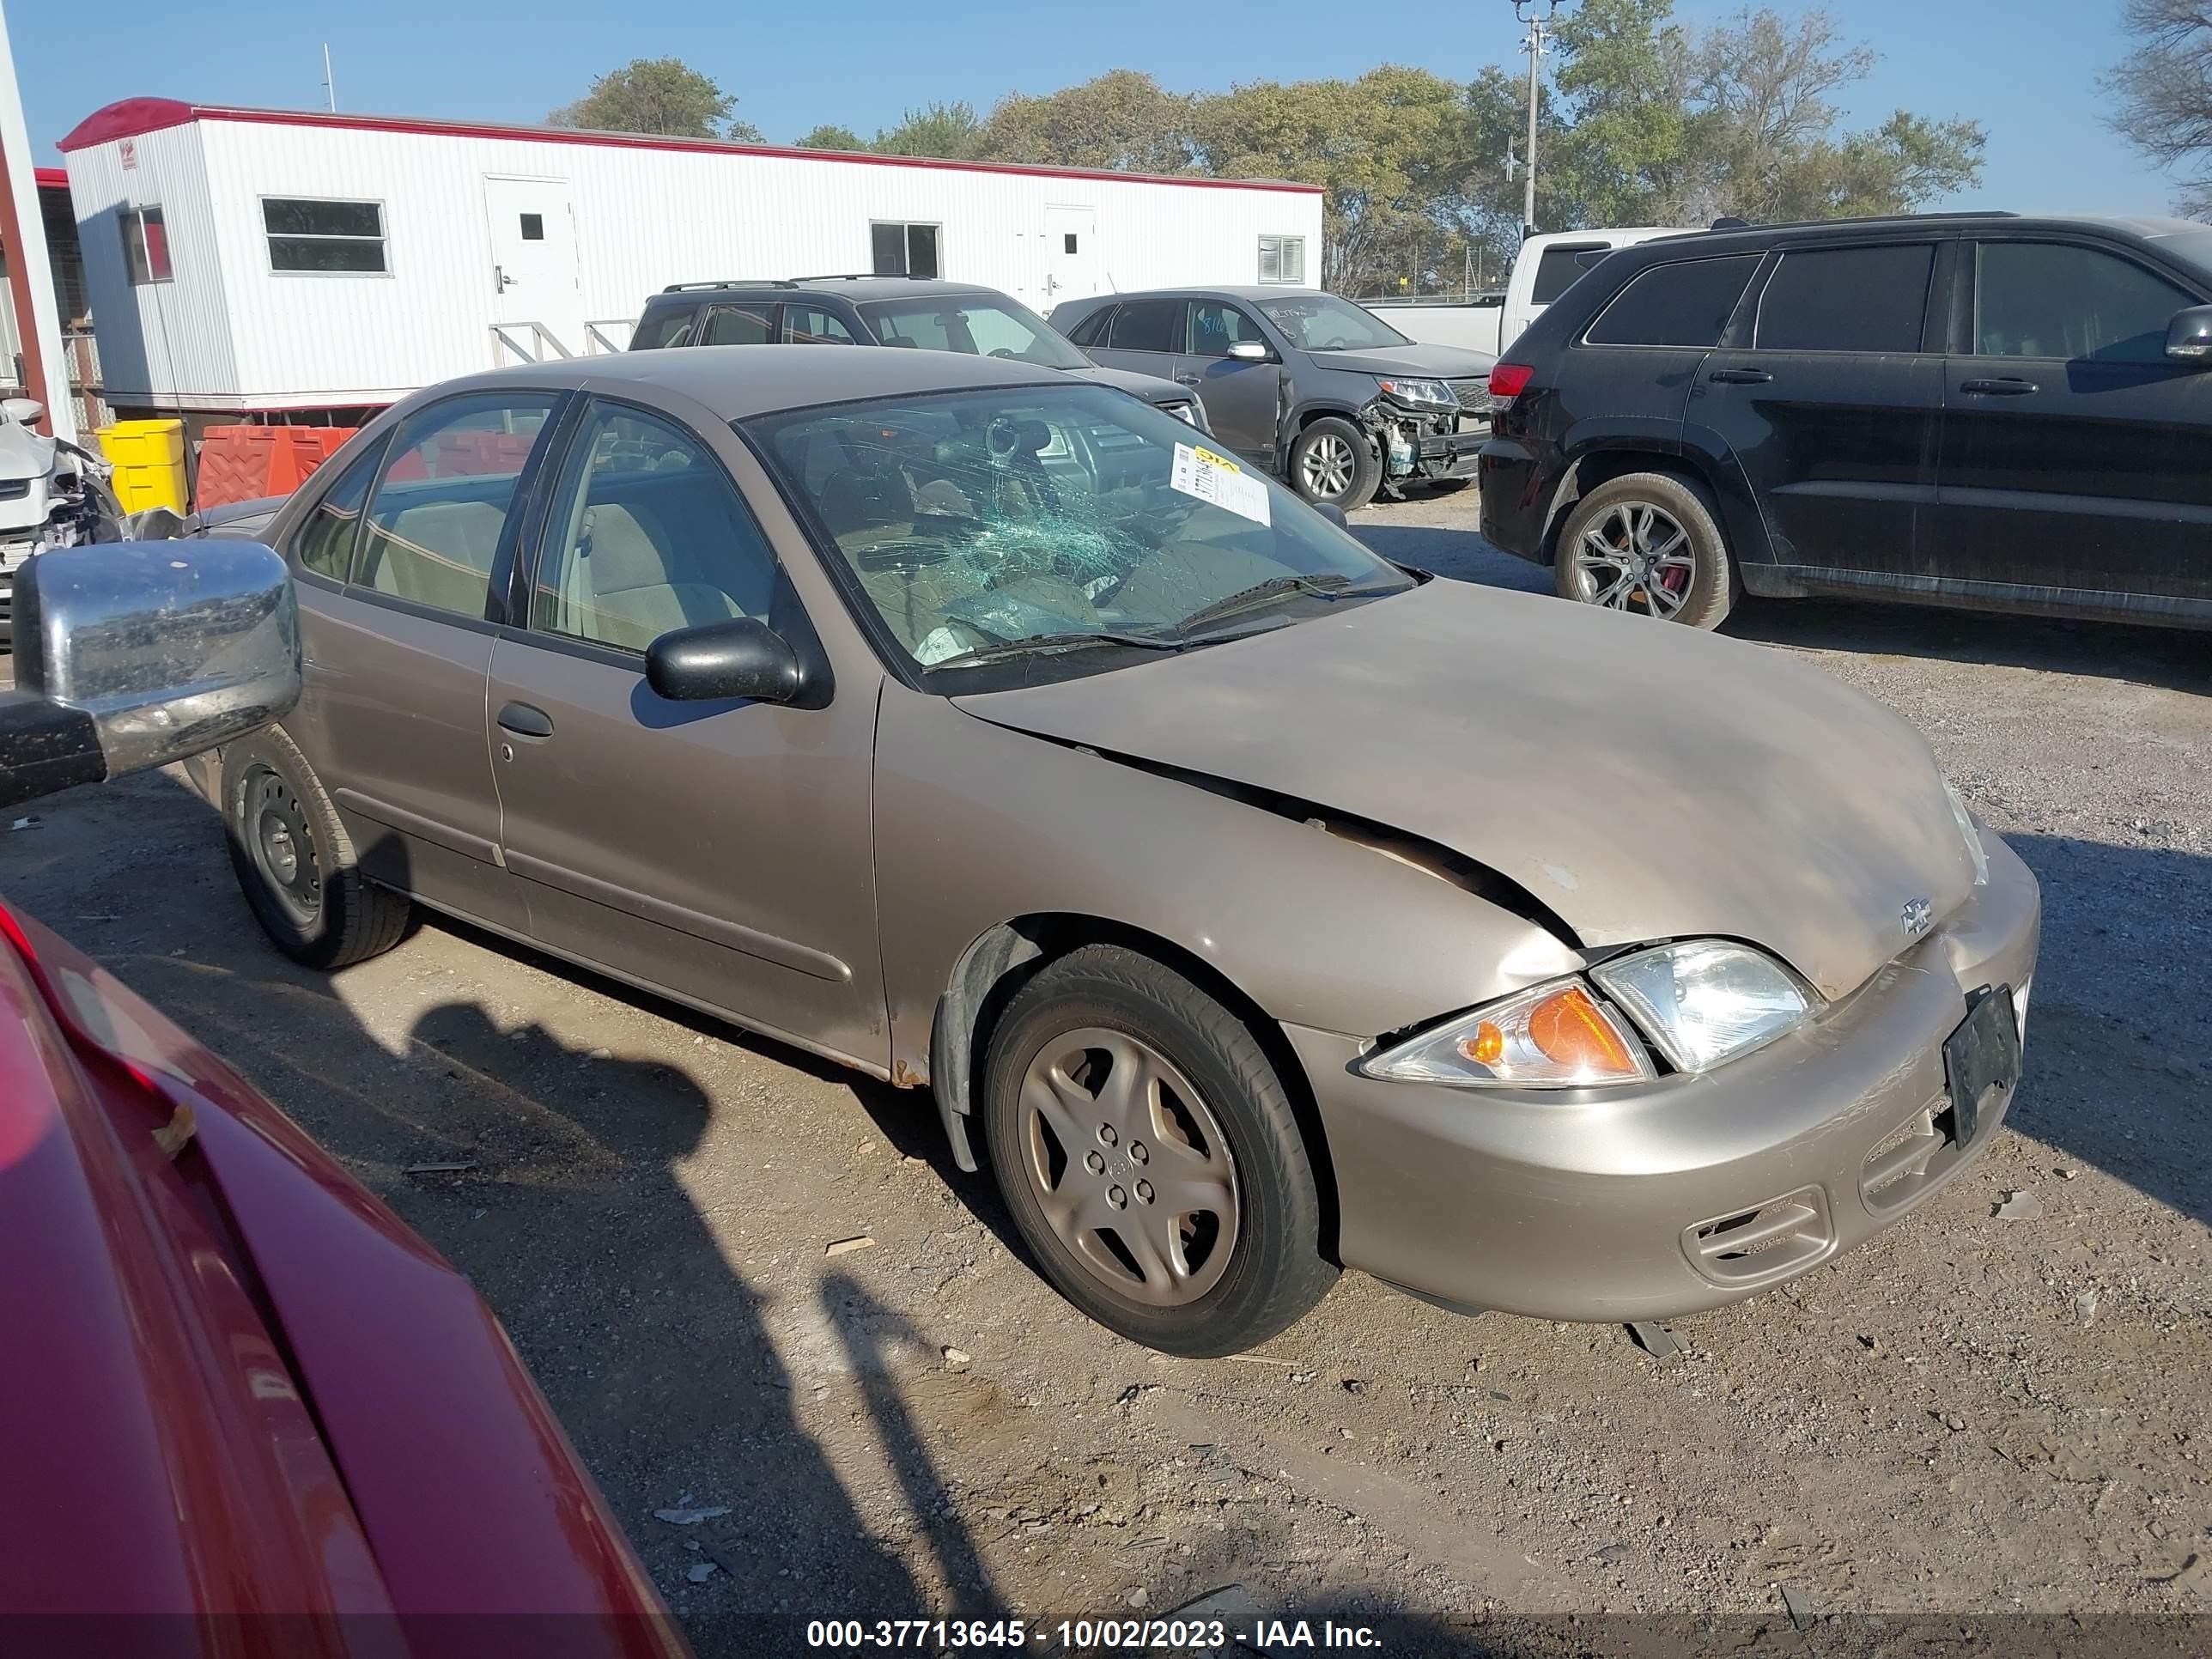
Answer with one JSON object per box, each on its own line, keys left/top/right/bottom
{"left": 1942, "top": 983, "right": 2021, "bottom": 1146}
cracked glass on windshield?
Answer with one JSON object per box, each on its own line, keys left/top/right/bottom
{"left": 749, "top": 384, "right": 1410, "bottom": 678}
{"left": 1255, "top": 293, "right": 1413, "bottom": 351}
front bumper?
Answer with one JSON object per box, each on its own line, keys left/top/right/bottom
{"left": 1291, "top": 828, "right": 2041, "bottom": 1323}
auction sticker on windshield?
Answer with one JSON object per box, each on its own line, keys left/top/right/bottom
{"left": 1171, "top": 442, "right": 1271, "bottom": 527}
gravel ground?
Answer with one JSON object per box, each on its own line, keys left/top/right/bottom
{"left": 4, "top": 489, "right": 2209, "bottom": 1655}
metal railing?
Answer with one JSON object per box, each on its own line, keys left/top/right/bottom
{"left": 489, "top": 320, "right": 639, "bottom": 366}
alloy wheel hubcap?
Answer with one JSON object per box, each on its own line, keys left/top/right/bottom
{"left": 1017, "top": 1027, "right": 1240, "bottom": 1308}
{"left": 1571, "top": 501, "right": 1695, "bottom": 619}
{"left": 1299, "top": 434, "right": 1356, "bottom": 500}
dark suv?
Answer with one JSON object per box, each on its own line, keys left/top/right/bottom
{"left": 1480, "top": 213, "right": 2212, "bottom": 629}
{"left": 630, "top": 276, "right": 1208, "bottom": 431}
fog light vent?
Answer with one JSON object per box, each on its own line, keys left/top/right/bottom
{"left": 1682, "top": 1185, "right": 1834, "bottom": 1287}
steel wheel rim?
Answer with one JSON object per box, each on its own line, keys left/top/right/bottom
{"left": 241, "top": 767, "right": 322, "bottom": 926}
{"left": 1016, "top": 1025, "right": 1241, "bottom": 1309}
{"left": 1298, "top": 434, "right": 1356, "bottom": 501}
{"left": 1569, "top": 501, "right": 1696, "bottom": 620}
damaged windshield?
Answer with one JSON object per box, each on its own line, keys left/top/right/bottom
{"left": 1255, "top": 294, "right": 1413, "bottom": 352}
{"left": 747, "top": 384, "right": 1412, "bottom": 680}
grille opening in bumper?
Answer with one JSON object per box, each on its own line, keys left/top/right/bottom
{"left": 1861, "top": 1086, "right": 1991, "bottom": 1214}
{"left": 1682, "top": 1185, "right": 1834, "bottom": 1287}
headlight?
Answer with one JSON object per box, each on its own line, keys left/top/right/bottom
{"left": 1945, "top": 781, "right": 1990, "bottom": 886}
{"left": 1375, "top": 376, "right": 1455, "bottom": 411}
{"left": 1589, "top": 941, "right": 1813, "bottom": 1074}
{"left": 1353, "top": 977, "right": 1656, "bottom": 1089}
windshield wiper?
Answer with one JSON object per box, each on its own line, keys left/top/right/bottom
{"left": 1173, "top": 572, "right": 1360, "bottom": 634}
{"left": 929, "top": 629, "right": 1187, "bottom": 669}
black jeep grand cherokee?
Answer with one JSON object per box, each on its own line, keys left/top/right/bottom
{"left": 1479, "top": 212, "right": 2212, "bottom": 629}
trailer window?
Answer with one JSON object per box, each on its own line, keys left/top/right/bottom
{"left": 122, "top": 206, "right": 171, "bottom": 285}
{"left": 1258, "top": 235, "right": 1305, "bottom": 285}
{"left": 264, "top": 198, "right": 388, "bottom": 275}
{"left": 872, "top": 222, "right": 941, "bottom": 279}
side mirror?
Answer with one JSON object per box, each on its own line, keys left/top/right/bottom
{"left": 2, "top": 396, "right": 43, "bottom": 426}
{"left": 2166, "top": 305, "right": 2212, "bottom": 364}
{"left": 1313, "top": 501, "right": 1351, "bottom": 530}
{"left": 1227, "top": 339, "right": 1271, "bottom": 362}
{"left": 2, "top": 540, "right": 300, "bottom": 810}
{"left": 646, "top": 617, "right": 803, "bottom": 703}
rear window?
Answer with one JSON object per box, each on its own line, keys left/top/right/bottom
{"left": 630, "top": 307, "right": 697, "bottom": 350}
{"left": 1584, "top": 255, "right": 1763, "bottom": 348}
{"left": 1531, "top": 243, "right": 1607, "bottom": 305}
{"left": 1756, "top": 244, "right": 1935, "bottom": 353}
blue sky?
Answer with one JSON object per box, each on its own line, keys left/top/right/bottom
{"left": 8, "top": 0, "right": 2183, "bottom": 216}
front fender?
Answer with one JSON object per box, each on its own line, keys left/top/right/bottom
{"left": 872, "top": 687, "right": 1584, "bottom": 1091}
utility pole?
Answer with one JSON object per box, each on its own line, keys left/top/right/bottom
{"left": 322, "top": 43, "right": 337, "bottom": 112}
{"left": 1514, "top": 0, "right": 1562, "bottom": 237}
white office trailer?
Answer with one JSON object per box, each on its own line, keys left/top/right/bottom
{"left": 59, "top": 97, "right": 1324, "bottom": 420}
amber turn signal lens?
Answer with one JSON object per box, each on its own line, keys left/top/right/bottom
{"left": 1528, "top": 986, "right": 1640, "bottom": 1075}
{"left": 1459, "top": 1022, "right": 1505, "bottom": 1066}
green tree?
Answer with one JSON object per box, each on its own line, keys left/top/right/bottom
{"left": 1191, "top": 66, "right": 1484, "bottom": 295}
{"left": 981, "top": 72, "right": 1196, "bottom": 173}
{"left": 793, "top": 123, "right": 868, "bottom": 151}
{"left": 872, "top": 101, "right": 988, "bottom": 160}
{"left": 2103, "top": 0, "right": 2212, "bottom": 217}
{"left": 546, "top": 58, "right": 763, "bottom": 142}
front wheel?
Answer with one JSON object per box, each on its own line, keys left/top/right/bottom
{"left": 1554, "top": 471, "right": 1734, "bottom": 629}
{"left": 981, "top": 945, "right": 1338, "bottom": 1357}
{"left": 1289, "top": 416, "right": 1381, "bottom": 512}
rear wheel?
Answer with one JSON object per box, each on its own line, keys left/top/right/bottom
{"left": 981, "top": 945, "right": 1337, "bottom": 1357}
{"left": 1554, "top": 471, "right": 1733, "bottom": 629}
{"left": 1289, "top": 416, "right": 1381, "bottom": 513}
{"left": 222, "top": 726, "right": 412, "bottom": 969}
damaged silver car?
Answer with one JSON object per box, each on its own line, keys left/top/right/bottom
{"left": 191, "top": 346, "right": 2039, "bottom": 1357}
{"left": 0, "top": 398, "right": 124, "bottom": 644}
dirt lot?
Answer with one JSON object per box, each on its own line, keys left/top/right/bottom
{"left": 5, "top": 490, "right": 2210, "bottom": 1656}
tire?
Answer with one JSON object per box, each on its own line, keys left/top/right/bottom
{"left": 222, "top": 725, "right": 412, "bottom": 969}
{"left": 1288, "top": 416, "right": 1381, "bottom": 513}
{"left": 1553, "top": 471, "right": 1734, "bottom": 629}
{"left": 980, "top": 944, "right": 1338, "bottom": 1357}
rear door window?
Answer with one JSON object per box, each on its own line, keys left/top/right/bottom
{"left": 1973, "top": 240, "right": 2197, "bottom": 363}
{"left": 783, "top": 306, "right": 857, "bottom": 344}
{"left": 701, "top": 305, "right": 778, "bottom": 346}
{"left": 1532, "top": 243, "right": 1607, "bottom": 304}
{"left": 1106, "top": 298, "right": 1185, "bottom": 354}
{"left": 1584, "top": 255, "right": 1764, "bottom": 348}
{"left": 1755, "top": 244, "right": 1935, "bottom": 353}
{"left": 355, "top": 394, "right": 557, "bottom": 615}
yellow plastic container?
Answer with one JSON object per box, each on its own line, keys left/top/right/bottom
{"left": 96, "top": 419, "right": 188, "bottom": 513}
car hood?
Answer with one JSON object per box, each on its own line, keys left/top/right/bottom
{"left": 1065, "top": 362, "right": 1193, "bottom": 405}
{"left": 1308, "top": 343, "right": 1498, "bottom": 380}
{"left": 0, "top": 416, "right": 55, "bottom": 483}
{"left": 953, "top": 580, "right": 1976, "bottom": 1003}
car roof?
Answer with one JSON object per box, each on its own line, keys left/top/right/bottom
{"left": 1640, "top": 210, "right": 2210, "bottom": 256}
{"left": 427, "top": 343, "right": 1075, "bottom": 421}
{"left": 1064, "top": 286, "right": 1327, "bottom": 306}
{"left": 648, "top": 276, "right": 1005, "bottom": 306}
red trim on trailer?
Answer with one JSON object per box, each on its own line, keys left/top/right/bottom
{"left": 58, "top": 97, "right": 1323, "bottom": 194}
{"left": 34, "top": 167, "right": 68, "bottom": 190}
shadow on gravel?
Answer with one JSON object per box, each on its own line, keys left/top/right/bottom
{"left": 2003, "top": 833, "right": 2212, "bottom": 1231}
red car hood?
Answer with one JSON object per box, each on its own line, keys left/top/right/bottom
{"left": 0, "top": 901, "right": 686, "bottom": 1656}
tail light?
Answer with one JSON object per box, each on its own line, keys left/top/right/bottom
{"left": 1488, "top": 363, "right": 1534, "bottom": 400}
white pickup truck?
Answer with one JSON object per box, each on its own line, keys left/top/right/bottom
{"left": 1364, "top": 227, "right": 1696, "bottom": 358}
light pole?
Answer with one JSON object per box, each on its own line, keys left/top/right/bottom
{"left": 1514, "top": 0, "right": 1563, "bottom": 238}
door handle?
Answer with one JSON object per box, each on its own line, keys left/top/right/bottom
{"left": 1961, "top": 377, "right": 2037, "bottom": 396}
{"left": 1175, "top": 374, "right": 1201, "bottom": 386}
{"left": 496, "top": 701, "right": 554, "bottom": 738}
{"left": 1708, "top": 368, "right": 1772, "bottom": 385}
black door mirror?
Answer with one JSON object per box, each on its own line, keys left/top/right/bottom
{"left": 646, "top": 617, "right": 803, "bottom": 703}
{"left": 1312, "top": 501, "right": 1350, "bottom": 530}
{"left": 2166, "top": 305, "right": 2212, "bottom": 365}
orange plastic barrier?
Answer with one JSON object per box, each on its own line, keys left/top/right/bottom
{"left": 194, "top": 426, "right": 361, "bottom": 510}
